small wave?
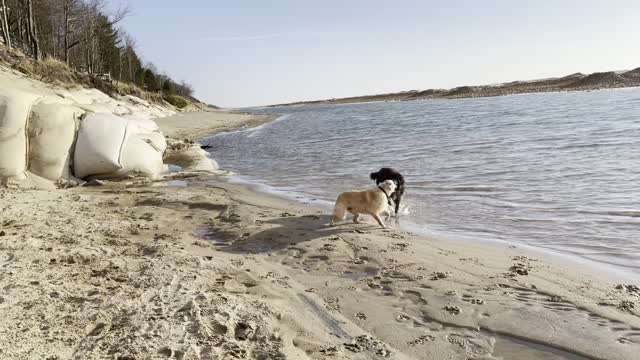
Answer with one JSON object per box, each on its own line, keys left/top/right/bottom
{"left": 555, "top": 141, "right": 638, "bottom": 150}
{"left": 427, "top": 186, "right": 501, "bottom": 192}
{"left": 578, "top": 210, "right": 640, "bottom": 218}
{"left": 244, "top": 114, "right": 291, "bottom": 138}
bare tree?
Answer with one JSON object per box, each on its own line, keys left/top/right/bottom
{"left": 122, "top": 31, "right": 136, "bottom": 81}
{"left": 0, "top": 0, "right": 197, "bottom": 100}
{"left": 26, "top": 0, "right": 40, "bottom": 60}
{"left": 0, "top": 0, "right": 10, "bottom": 48}
{"left": 62, "top": 0, "right": 79, "bottom": 64}
{"left": 175, "top": 80, "right": 194, "bottom": 98}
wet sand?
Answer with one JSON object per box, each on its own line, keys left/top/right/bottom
{"left": 0, "top": 112, "right": 638, "bottom": 359}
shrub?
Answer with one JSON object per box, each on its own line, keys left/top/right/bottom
{"left": 144, "top": 69, "right": 160, "bottom": 92}
{"left": 164, "top": 94, "right": 188, "bottom": 109}
{"left": 90, "top": 76, "right": 116, "bottom": 97}
{"left": 134, "top": 69, "right": 145, "bottom": 88}
{"left": 162, "top": 80, "right": 175, "bottom": 95}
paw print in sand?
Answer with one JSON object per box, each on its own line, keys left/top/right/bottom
{"left": 444, "top": 305, "right": 461, "bottom": 315}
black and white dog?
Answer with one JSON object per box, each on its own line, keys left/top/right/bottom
{"left": 370, "top": 167, "right": 405, "bottom": 223}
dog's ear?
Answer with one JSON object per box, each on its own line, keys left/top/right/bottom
{"left": 370, "top": 172, "right": 378, "bottom": 181}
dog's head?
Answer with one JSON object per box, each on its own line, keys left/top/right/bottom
{"left": 380, "top": 179, "right": 397, "bottom": 195}
{"left": 371, "top": 168, "right": 404, "bottom": 187}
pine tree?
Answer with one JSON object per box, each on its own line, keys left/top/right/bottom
{"left": 143, "top": 68, "right": 159, "bottom": 92}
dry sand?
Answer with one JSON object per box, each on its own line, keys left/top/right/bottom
{"left": 1, "top": 112, "right": 639, "bottom": 360}
{"left": 154, "top": 111, "right": 275, "bottom": 140}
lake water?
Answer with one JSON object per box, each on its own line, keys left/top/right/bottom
{"left": 204, "top": 88, "right": 640, "bottom": 274}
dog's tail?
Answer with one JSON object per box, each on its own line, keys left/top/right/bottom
{"left": 331, "top": 200, "right": 347, "bottom": 225}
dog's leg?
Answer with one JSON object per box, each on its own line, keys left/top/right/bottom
{"left": 353, "top": 213, "right": 361, "bottom": 224}
{"left": 372, "top": 213, "right": 387, "bottom": 229}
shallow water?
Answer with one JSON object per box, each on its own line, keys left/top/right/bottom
{"left": 203, "top": 88, "right": 640, "bottom": 274}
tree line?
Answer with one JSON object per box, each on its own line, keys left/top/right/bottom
{"left": 0, "top": 0, "right": 194, "bottom": 100}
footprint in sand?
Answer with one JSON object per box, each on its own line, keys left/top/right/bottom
{"left": 617, "top": 301, "right": 636, "bottom": 313}
{"left": 344, "top": 335, "right": 391, "bottom": 357}
{"left": 388, "top": 242, "right": 410, "bottom": 251}
{"left": 509, "top": 262, "right": 531, "bottom": 276}
{"left": 408, "top": 334, "right": 435, "bottom": 346}
{"left": 430, "top": 271, "right": 452, "bottom": 280}
{"left": 461, "top": 294, "right": 485, "bottom": 305}
{"left": 615, "top": 284, "right": 639, "bottom": 295}
{"left": 444, "top": 305, "right": 462, "bottom": 315}
{"left": 353, "top": 257, "right": 367, "bottom": 265}
{"left": 285, "top": 247, "right": 305, "bottom": 259}
{"left": 468, "top": 283, "right": 640, "bottom": 348}
{"left": 321, "top": 243, "right": 337, "bottom": 251}
{"left": 234, "top": 322, "right": 254, "bottom": 341}
{"left": 355, "top": 312, "right": 367, "bottom": 320}
{"left": 324, "top": 296, "right": 340, "bottom": 311}
{"left": 319, "top": 346, "right": 340, "bottom": 356}
{"left": 447, "top": 333, "right": 491, "bottom": 357}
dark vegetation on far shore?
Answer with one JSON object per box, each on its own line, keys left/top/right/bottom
{"left": 268, "top": 68, "right": 640, "bottom": 107}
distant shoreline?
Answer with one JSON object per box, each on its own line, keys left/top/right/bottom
{"left": 267, "top": 68, "right": 640, "bottom": 107}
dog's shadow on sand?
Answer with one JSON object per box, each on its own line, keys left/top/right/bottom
{"left": 212, "top": 214, "right": 380, "bottom": 255}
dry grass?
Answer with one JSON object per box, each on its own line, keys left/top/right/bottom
{"left": 0, "top": 46, "right": 199, "bottom": 110}
{"left": 112, "top": 81, "right": 163, "bottom": 103}
{"left": 30, "top": 58, "right": 79, "bottom": 84}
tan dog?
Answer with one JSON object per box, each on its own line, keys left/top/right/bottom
{"left": 330, "top": 180, "right": 397, "bottom": 229}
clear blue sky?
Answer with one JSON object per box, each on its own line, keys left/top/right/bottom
{"left": 115, "top": 0, "right": 640, "bottom": 108}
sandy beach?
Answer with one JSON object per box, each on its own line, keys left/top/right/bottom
{"left": 1, "top": 112, "right": 639, "bottom": 360}
{"left": 153, "top": 111, "right": 276, "bottom": 140}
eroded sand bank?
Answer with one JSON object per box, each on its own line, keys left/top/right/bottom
{"left": 0, "top": 112, "right": 638, "bottom": 360}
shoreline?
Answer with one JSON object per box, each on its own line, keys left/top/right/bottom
{"left": 164, "top": 112, "right": 640, "bottom": 359}
{"left": 1, "top": 111, "right": 638, "bottom": 359}
{"left": 191, "top": 113, "right": 640, "bottom": 357}
{"left": 265, "top": 85, "right": 640, "bottom": 109}
{"left": 195, "top": 113, "right": 639, "bottom": 282}
{"left": 154, "top": 110, "right": 277, "bottom": 140}
{"left": 265, "top": 69, "right": 640, "bottom": 108}
{"left": 222, "top": 171, "right": 640, "bottom": 283}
